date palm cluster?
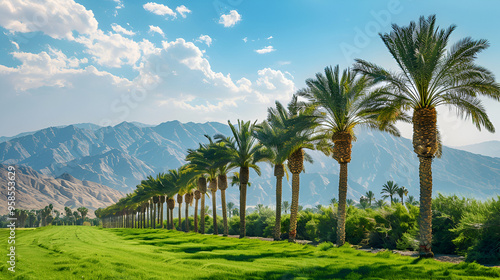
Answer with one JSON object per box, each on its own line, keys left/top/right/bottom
{"left": 97, "top": 15, "right": 500, "bottom": 257}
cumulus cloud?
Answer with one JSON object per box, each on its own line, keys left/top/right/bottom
{"left": 0, "top": 48, "right": 120, "bottom": 91}
{"left": 143, "top": 2, "right": 176, "bottom": 17}
{"left": 148, "top": 25, "right": 164, "bottom": 37}
{"left": 176, "top": 5, "right": 191, "bottom": 18}
{"left": 255, "top": 46, "right": 275, "bottom": 54}
{"left": 0, "top": 0, "right": 98, "bottom": 40}
{"left": 219, "top": 10, "right": 241, "bottom": 27}
{"left": 75, "top": 30, "right": 142, "bottom": 68}
{"left": 267, "top": 36, "right": 273, "bottom": 40}
{"left": 111, "top": 23, "right": 135, "bottom": 36}
{"left": 196, "top": 35, "right": 212, "bottom": 47}
{"left": 243, "top": 37, "right": 248, "bottom": 43}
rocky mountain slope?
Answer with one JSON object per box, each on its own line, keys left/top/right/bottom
{"left": 1, "top": 121, "right": 499, "bottom": 209}
{"left": 0, "top": 164, "right": 124, "bottom": 216}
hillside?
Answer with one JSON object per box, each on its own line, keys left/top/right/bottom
{"left": 455, "top": 141, "right": 500, "bottom": 158}
{"left": 1, "top": 121, "right": 500, "bottom": 209}
{"left": 0, "top": 164, "right": 124, "bottom": 216}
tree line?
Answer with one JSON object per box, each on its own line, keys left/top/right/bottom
{"left": 96, "top": 15, "right": 500, "bottom": 258}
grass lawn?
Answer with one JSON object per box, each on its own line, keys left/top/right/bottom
{"left": 1, "top": 226, "right": 499, "bottom": 279}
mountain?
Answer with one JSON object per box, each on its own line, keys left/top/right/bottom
{"left": 454, "top": 141, "right": 500, "bottom": 158}
{"left": 1, "top": 121, "right": 499, "bottom": 210}
{"left": 0, "top": 164, "right": 124, "bottom": 217}
{"left": 0, "top": 123, "right": 102, "bottom": 143}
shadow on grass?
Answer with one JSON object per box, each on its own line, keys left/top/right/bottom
{"left": 185, "top": 250, "right": 315, "bottom": 262}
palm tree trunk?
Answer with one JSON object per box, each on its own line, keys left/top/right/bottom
{"left": 212, "top": 189, "right": 218, "bottom": 235}
{"left": 274, "top": 175, "right": 283, "bottom": 241}
{"left": 418, "top": 155, "right": 434, "bottom": 257}
{"left": 239, "top": 167, "right": 249, "bottom": 238}
{"left": 221, "top": 188, "right": 228, "bottom": 236}
{"left": 185, "top": 201, "right": 189, "bottom": 232}
{"left": 160, "top": 199, "right": 164, "bottom": 229}
{"left": 288, "top": 172, "right": 300, "bottom": 241}
{"left": 274, "top": 164, "right": 284, "bottom": 241}
{"left": 194, "top": 197, "right": 199, "bottom": 233}
{"left": 200, "top": 194, "right": 205, "bottom": 234}
{"left": 218, "top": 174, "right": 229, "bottom": 237}
{"left": 337, "top": 162, "right": 348, "bottom": 246}
{"left": 178, "top": 203, "right": 182, "bottom": 231}
{"left": 166, "top": 205, "right": 170, "bottom": 229}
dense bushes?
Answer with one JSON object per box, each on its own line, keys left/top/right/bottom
{"left": 196, "top": 194, "right": 500, "bottom": 265}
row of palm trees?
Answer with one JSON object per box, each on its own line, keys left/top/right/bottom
{"left": 97, "top": 15, "right": 500, "bottom": 257}
{"left": 13, "top": 205, "right": 89, "bottom": 227}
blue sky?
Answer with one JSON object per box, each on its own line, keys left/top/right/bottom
{"left": 1, "top": 0, "right": 500, "bottom": 146}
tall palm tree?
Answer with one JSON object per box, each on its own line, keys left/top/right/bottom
{"left": 375, "top": 199, "right": 387, "bottom": 208}
{"left": 254, "top": 100, "right": 317, "bottom": 241}
{"left": 346, "top": 199, "right": 355, "bottom": 207}
{"left": 282, "top": 201, "right": 290, "bottom": 214}
{"left": 406, "top": 195, "right": 419, "bottom": 206}
{"left": 194, "top": 188, "right": 201, "bottom": 232}
{"left": 177, "top": 193, "right": 184, "bottom": 231}
{"left": 381, "top": 181, "right": 399, "bottom": 205}
{"left": 299, "top": 65, "right": 400, "bottom": 246}
{"left": 354, "top": 15, "right": 500, "bottom": 257}
{"left": 208, "top": 176, "right": 218, "bottom": 235}
{"left": 397, "top": 186, "right": 409, "bottom": 206}
{"left": 365, "top": 191, "right": 375, "bottom": 206}
{"left": 196, "top": 177, "right": 206, "bottom": 233}
{"left": 227, "top": 202, "right": 235, "bottom": 218}
{"left": 77, "top": 207, "right": 88, "bottom": 224}
{"left": 215, "top": 120, "right": 268, "bottom": 238}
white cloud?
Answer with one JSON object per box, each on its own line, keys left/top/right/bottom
{"left": 75, "top": 30, "right": 142, "bottom": 68}
{"left": 0, "top": 48, "right": 118, "bottom": 91}
{"left": 219, "top": 10, "right": 241, "bottom": 27}
{"left": 196, "top": 35, "right": 212, "bottom": 47}
{"left": 277, "top": 61, "right": 291, "bottom": 66}
{"left": 254, "top": 68, "right": 295, "bottom": 103}
{"left": 113, "top": 0, "right": 124, "bottom": 9}
{"left": 11, "top": 41, "right": 19, "bottom": 50}
{"left": 148, "top": 25, "right": 164, "bottom": 37}
{"left": 0, "top": 0, "right": 98, "bottom": 40}
{"left": 255, "top": 46, "right": 276, "bottom": 54}
{"left": 111, "top": 23, "right": 135, "bottom": 36}
{"left": 243, "top": 37, "right": 248, "bottom": 43}
{"left": 267, "top": 36, "right": 273, "bottom": 40}
{"left": 176, "top": 5, "right": 191, "bottom": 18}
{"left": 143, "top": 2, "right": 176, "bottom": 17}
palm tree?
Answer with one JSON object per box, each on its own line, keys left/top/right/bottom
{"left": 346, "top": 199, "right": 355, "bottom": 206}
{"left": 393, "top": 197, "right": 401, "bottom": 204}
{"left": 227, "top": 202, "right": 235, "bottom": 218}
{"left": 330, "top": 198, "right": 338, "bottom": 206}
{"left": 77, "top": 207, "right": 88, "bottom": 224}
{"left": 397, "top": 186, "right": 409, "bottom": 206}
{"left": 167, "top": 197, "right": 176, "bottom": 229}
{"left": 375, "top": 199, "right": 387, "bottom": 208}
{"left": 215, "top": 120, "right": 268, "bottom": 238}
{"left": 196, "top": 177, "right": 206, "bottom": 233}
{"left": 381, "top": 181, "right": 399, "bottom": 205}
{"left": 365, "top": 191, "right": 375, "bottom": 206}
{"left": 184, "top": 190, "right": 194, "bottom": 232}
{"left": 254, "top": 100, "right": 318, "bottom": 241}
{"left": 406, "top": 195, "right": 419, "bottom": 206}
{"left": 64, "top": 207, "right": 73, "bottom": 225}
{"left": 177, "top": 193, "right": 184, "bottom": 230}
{"left": 209, "top": 177, "right": 218, "bottom": 235}
{"left": 354, "top": 15, "right": 500, "bottom": 257}
{"left": 282, "top": 201, "right": 290, "bottom": 214}
{"left": 193, "top": 188, "right": 201, "bottom": 232}
{"left": 299, "top": 65, "right": 400, "bottom": 246}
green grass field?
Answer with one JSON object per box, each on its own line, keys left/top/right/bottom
{"left": 1, "top": 226, "right": 499, "bottom": 280}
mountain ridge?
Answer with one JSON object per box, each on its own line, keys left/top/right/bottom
{"left": 1, "top": 121, "right": 499, "bottom": 209}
